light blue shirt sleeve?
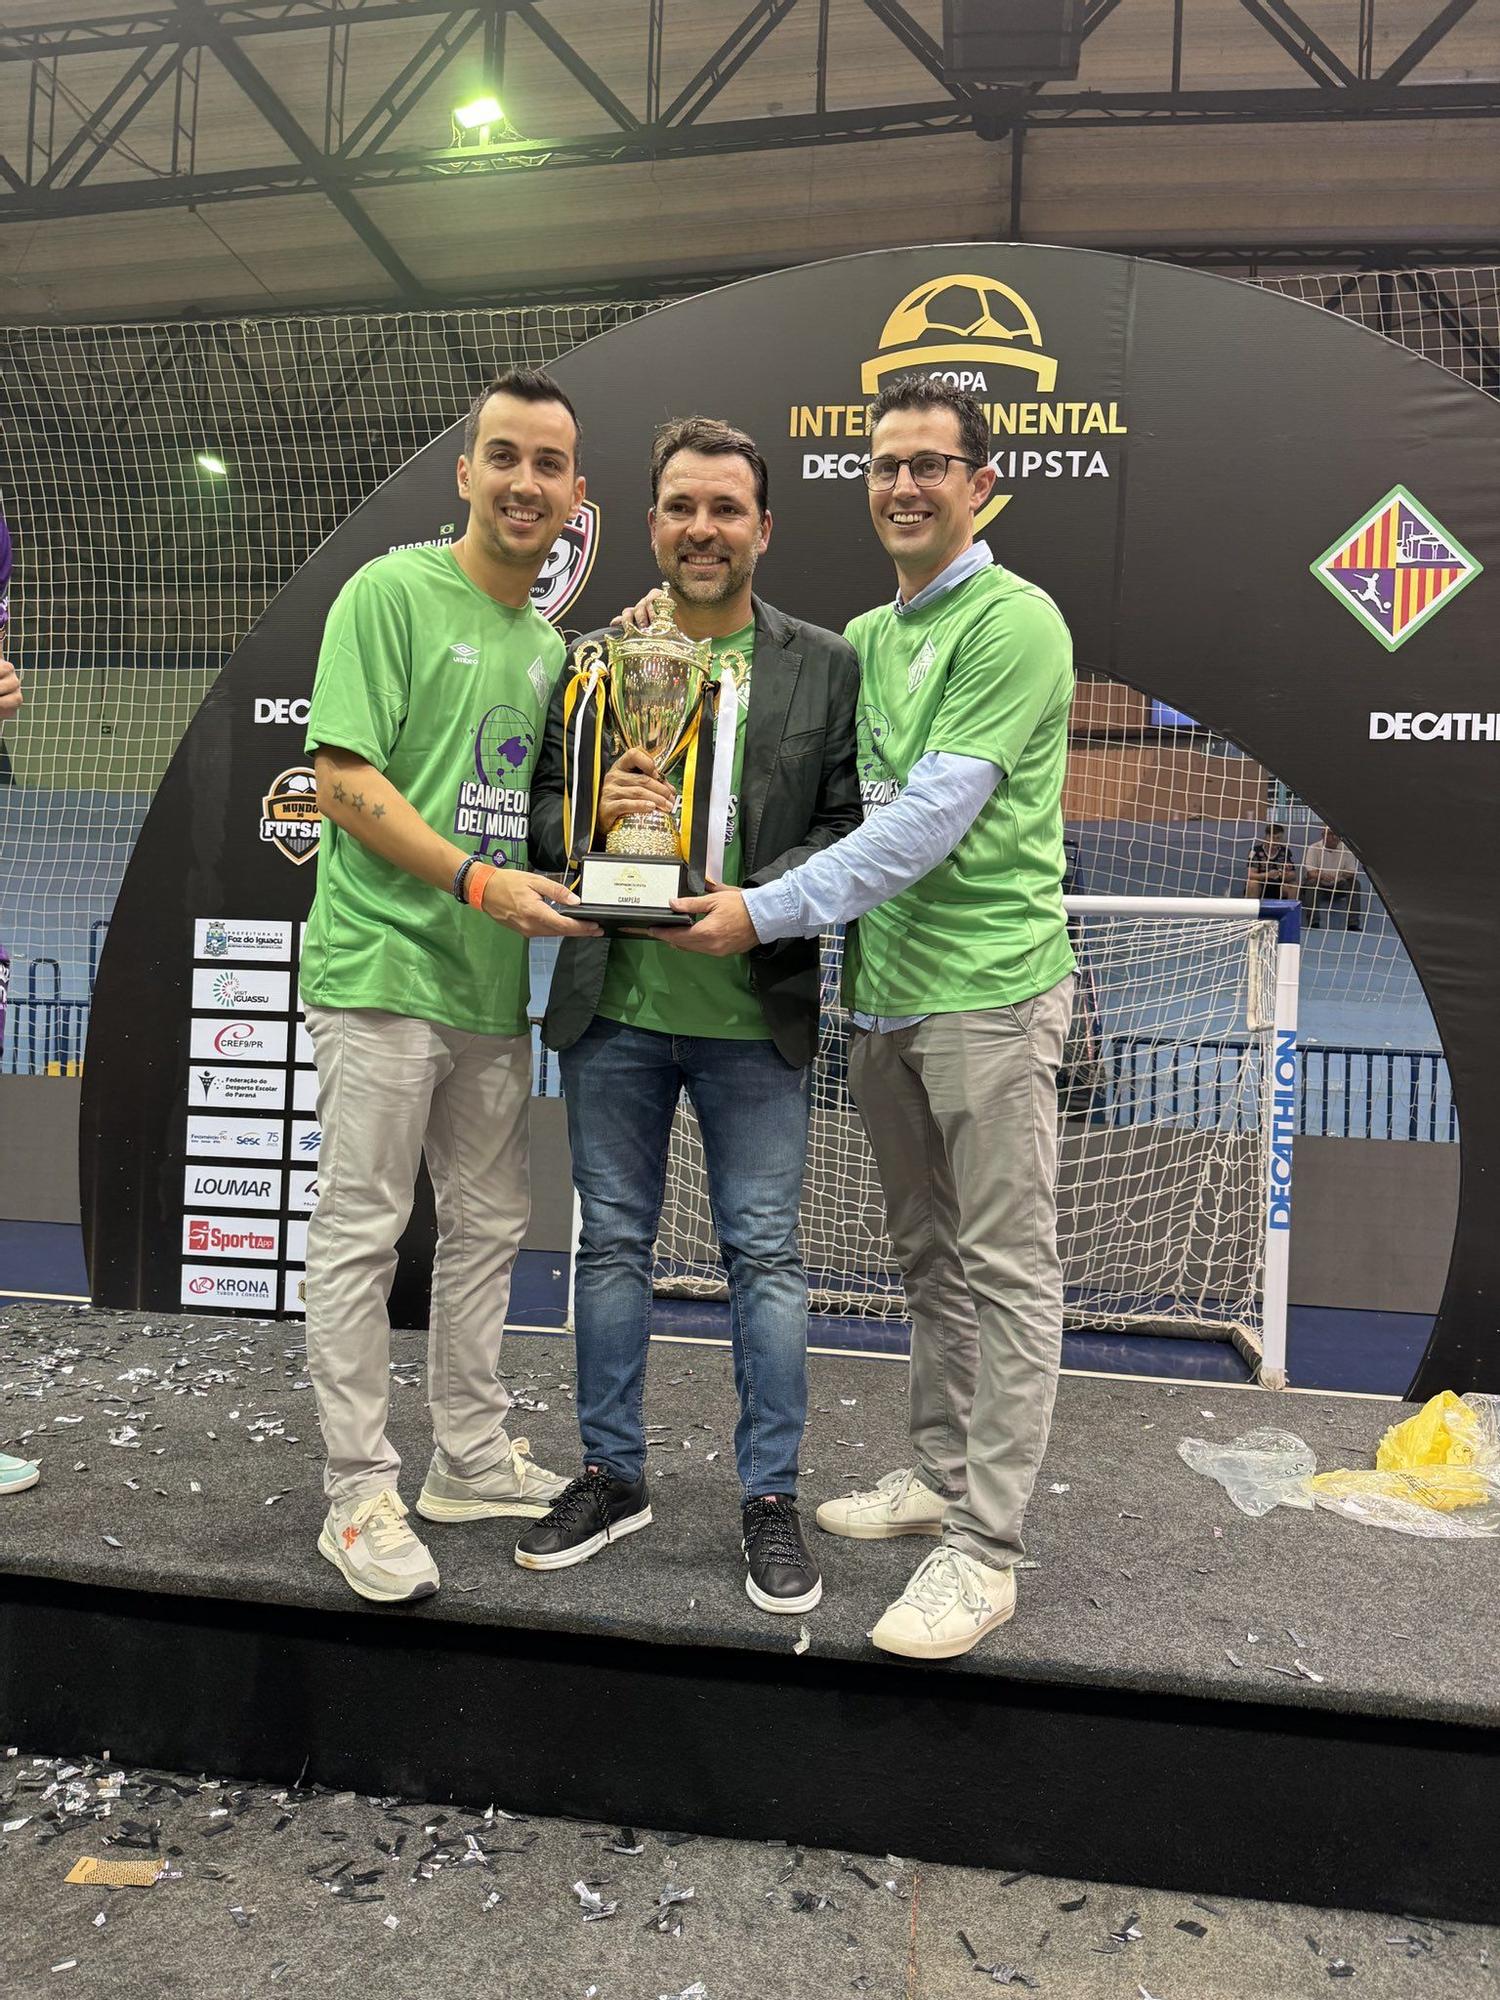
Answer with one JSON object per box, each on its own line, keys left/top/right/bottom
{"left": 744, "top": 750, "right": 1001, "bottom": 943}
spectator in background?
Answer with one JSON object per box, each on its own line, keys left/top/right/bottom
{"left": 1245, "top": 820, "right": 1296, "bottom": 899}
{"left": 1301, "top": 825, "right": 1364, "bottom": 931}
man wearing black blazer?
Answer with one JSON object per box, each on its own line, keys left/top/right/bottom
{"left": 521, "top": 416, "right": 860, "bottom": 1615}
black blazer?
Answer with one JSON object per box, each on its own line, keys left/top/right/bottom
{"left": 529, "top": 594, "right": 861, "bottom": 1069}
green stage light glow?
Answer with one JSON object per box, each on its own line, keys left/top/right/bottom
{"left": 453, "top": 95, "right": 503, "bottom": 130}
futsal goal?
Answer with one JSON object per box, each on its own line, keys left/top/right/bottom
{"left": 647, "top": 897, "right": 1301, "bottom": 1386}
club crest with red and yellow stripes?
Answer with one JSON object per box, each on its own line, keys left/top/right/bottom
{"left": 1312, "top": 486, "right": 1481, "bottom": 652}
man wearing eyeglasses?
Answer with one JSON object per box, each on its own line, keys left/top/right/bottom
{"left": 663, "top": 377, "right": 1075, "bottom": 1661}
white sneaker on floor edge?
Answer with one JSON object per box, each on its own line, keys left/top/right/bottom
{"left": 318, "top": 1488, "right": 439, "bottom": 1604}
{"left": 415, "top": 1437, "right": 568, "bottom": 1522}
{"left": 815, "top": 1466, "right": 946, "bottom": 1540}
{"left": 869, "top": 1545, "right": 1015, "bottom": 1660}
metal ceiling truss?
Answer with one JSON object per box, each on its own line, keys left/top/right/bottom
{"left": 0, "top": 0, "right": 1493, "bottom": 277}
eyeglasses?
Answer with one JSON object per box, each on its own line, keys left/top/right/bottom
{"left": 864, "top": 451, "right": 981, "bottom": 490}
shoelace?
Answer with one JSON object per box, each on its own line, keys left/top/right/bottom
{"left": 744, "top": 1499, "right": 806, "bottom": 1568}
{"left": 851, "top": 1466, "right": 918, "bottom": 1509}
{"left": 904, "top": 1547, "right": 988, "bottom": 1620}
{"left": 546, "top": 1466, "right": 615, "bottom": 1527}
{"left": 351, "top": 1489, "right": 416, "bottom": 1557}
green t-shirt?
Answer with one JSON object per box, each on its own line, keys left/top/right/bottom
{"left": 299, "top": 544, "right": 563, "bottom": 1036}
{"left": 843, "top": 564, "right": 1075, "bottom": 1017}
{"left": 595, "top": 625, "right": 770, "bottom": 1041}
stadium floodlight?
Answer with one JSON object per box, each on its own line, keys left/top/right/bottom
{"left": 195, "top": 453, "right": 229, "bottom": 477}
{"left": 452, "top": 95, "right": 503, "bottom": 146}
{"left": 453, "top": 95, "right": 502, "bottom": 129}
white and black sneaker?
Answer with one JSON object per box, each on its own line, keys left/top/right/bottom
{"left": 742, "top": 1495, "right": 822, "bottom": 1615}
{"left": 513, "top": 1466, "right": 651, "bottom": 1572}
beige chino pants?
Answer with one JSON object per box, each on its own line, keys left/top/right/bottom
{"left": 847, "top": 975, "right": 1075, "bottom": 1568}
{"left": 303, "top": 1005, "right": 532, "bottom": 1508}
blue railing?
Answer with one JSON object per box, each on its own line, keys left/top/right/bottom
{"left": 1072, "top": 1032, "right": 1456, "bottom": 1142}
{"left": 3, "top": 996, "right": 91, "bottom": 1075}
{"left": 4, "top": 998, "right": 1460, "bottom": 1143}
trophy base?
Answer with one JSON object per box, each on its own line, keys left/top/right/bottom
{"left": 575, "top": 853, "right": 693, "bottom": 930}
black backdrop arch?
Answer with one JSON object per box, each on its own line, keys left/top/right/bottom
{"left": 82, "top": 245, "right": 1500, "bottom": 1395}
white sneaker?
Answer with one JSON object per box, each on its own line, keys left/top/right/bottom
{"left": 0, "top": 1452, "right": 40, "bottom": 1495}
{"left": 318, "top": 1488, "right": 439, "bottom": 1604}
{"left": 869, "top": 1545, "right": 1016, "bottom": 1660}
{"left": 815, "top": 1466, "right": 946, "bottom": 1540}
{"left": 415, "top": 1438, "right": 568, "bottom": 1522}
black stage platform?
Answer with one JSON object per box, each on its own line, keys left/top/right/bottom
{"left": 2, "top": 1304, "right": 1497, "bottom": 1923}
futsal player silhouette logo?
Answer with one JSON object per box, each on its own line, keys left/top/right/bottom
{"left": 1353, "top": 572, "right": 1392, "bottom": 614}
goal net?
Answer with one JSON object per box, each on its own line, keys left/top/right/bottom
{"left": 652, "top": 900, "right": 1291, "bottom": 1371}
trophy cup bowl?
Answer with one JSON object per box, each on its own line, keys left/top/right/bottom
{"left": 572, "top": 596, "right": 712, "bottom": 927}
{"left": 604, "top": 644, "right": 707, "bottom": 858}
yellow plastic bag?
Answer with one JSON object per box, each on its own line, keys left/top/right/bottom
{"left": 1374, "top": 1389, "right": 1484, "bottom": 1472}
{"left": 1306, "top": 1465, "right": 1489, "bottom": 1516}
{"left": 1305, "top": 1392, "right": 1500, "bottom": 1535}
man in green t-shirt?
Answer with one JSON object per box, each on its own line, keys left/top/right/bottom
{"left": 522, "top": 417, "right": 861, "bottom": 1618}
{"left": 301, "top": 367, "right": 602, "bottom": 1606}
{"left": 673, "top": 380, "right": 1075, "bottom": 1660}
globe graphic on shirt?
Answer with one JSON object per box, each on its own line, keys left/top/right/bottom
{"left": 474, "top": 704, "right": 537, "bottom": 787}
{"left": 856, "top": 705, "right": 894, "bottom": 781}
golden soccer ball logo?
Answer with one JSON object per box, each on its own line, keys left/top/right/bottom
{"left": 861, "top": 274, "right": 1058, "bottom": 396}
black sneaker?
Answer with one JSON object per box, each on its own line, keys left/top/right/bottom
{"left": 742, "top": 1495, "right": 822, "bottom": 1614}
{"left": 513, "top": 1466, "right": 651, "bottom": 1572}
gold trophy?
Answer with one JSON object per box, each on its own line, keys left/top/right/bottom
{"left": 566, "top": 592, "right": 733, "bottom": 927}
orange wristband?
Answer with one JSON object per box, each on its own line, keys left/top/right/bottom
{"left": 465, "top": 862, "right": 496, "bottom": 910}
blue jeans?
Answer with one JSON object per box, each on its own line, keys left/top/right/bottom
{"left": 559, "top": 1018, "right": 812, "bottom": 1500}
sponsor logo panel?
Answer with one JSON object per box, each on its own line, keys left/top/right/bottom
{"left": 191, "top": 1066, "right": 287, "bottom": 1108}
{"left": 189, "top": 1018, "right": 289, "bottom": 1064}
{"left": 1369, "top": 711, "right": 1500, "bottom": 742}
{"left": 292, "top": 1068, "right": 319, "bottom": 1113}
{"left": 194, "top": 918, "right": 293, "bottom": 962}
{"left": 530, "top": 501, "right": 600, "bottom": 623}
{"left": 288, "top": 1169, "right": 319, "bottom": 1214}
{"left": 253, "top": 698, "right": 311, "bottom": 727}
{"left": 183, "top": 1164, "right": 284, "bottom": 1211}
{"left": 791, "top": 272, "right": 1125, "bottom": 525}
{"left": 260, "top": 766, "right": 322, "bottom": 866}
{"left": 1312, "top": 487, "right": 1481, "bottom": 652}
{"left": 181, "top": 1215, "right": 280, "bottom": 1260}
{"left": 1268, "top": 1029, "right": 1297, "bottom": 1232}
{"left": 293, "top": 1020, "right": 315, "bottom": 1065}
{"left": 286, "top": 1218, "right": 309, "bottom": 1262}
{"left": 191, "top": 968, "right": 292, "bottom": 1014}
{"left": 282, "top": 1269, "right": 307, "bottom": 1316}
{"left": 181, "top": 1264, "right": 278, "bottom": 1310}
{"left": 185, "top": 1116, "right": 286, "bottom": 1160}
{"left": 290, "top": 1120, "right": 322, "bottom": 1160}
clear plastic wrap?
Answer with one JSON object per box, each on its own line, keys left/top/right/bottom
{"left": 1176, "top": 1428, "right": 1317, "bottom": 1516}
{"left": 1178, "top": 1394, "right": 1500, "bottom": 1538}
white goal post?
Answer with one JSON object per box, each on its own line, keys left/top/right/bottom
{"left": 570, "top": 897, "right": 1301, "bottom": 1386}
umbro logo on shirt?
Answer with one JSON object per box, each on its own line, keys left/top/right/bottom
{"left": 907, "top": 638, "right": 936, "bottom": 692}
{"left": 450, "top": 642, "right": 480, "bottom": 667}
{"left": 526, "top": 656, "right": 549, "bottom": 705}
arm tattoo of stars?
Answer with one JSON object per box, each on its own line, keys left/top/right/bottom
{"left": 331, "top": 780, "right": 347, "bottom": 804}
{"left": 371, "top": 801, "right": 386, "bottom": 820}
{"left": 351, "top": 792, "right": 366, "bottom": 812}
